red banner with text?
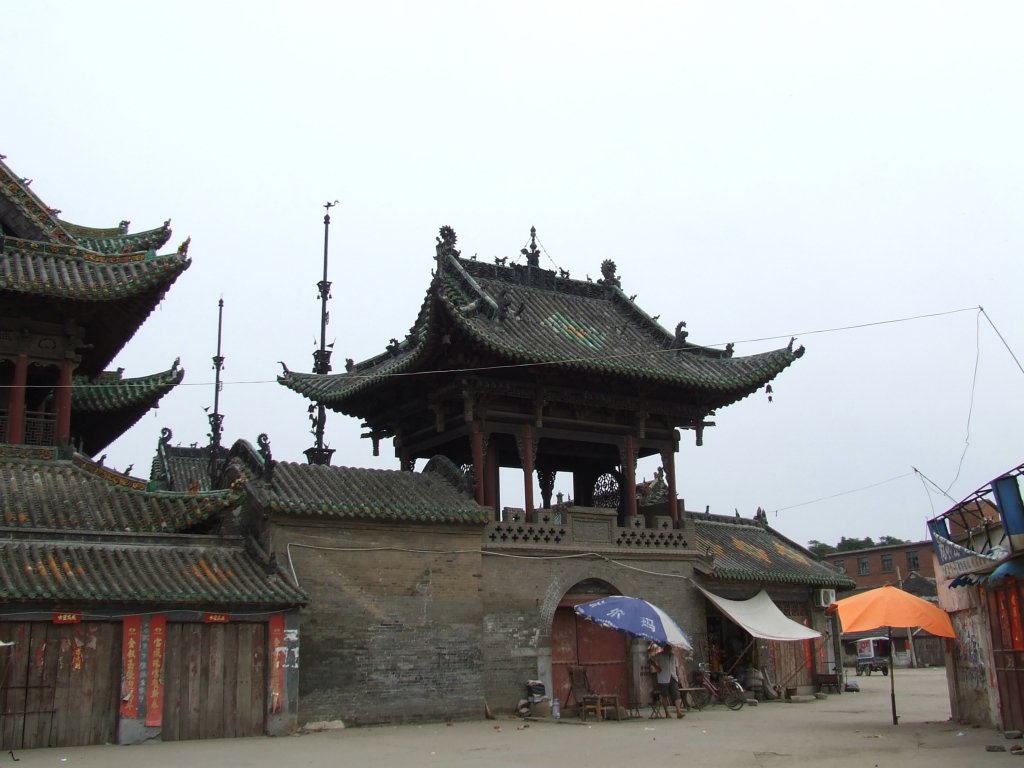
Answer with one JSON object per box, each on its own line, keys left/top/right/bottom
{"left": 145, "top": 615, "right": 167, "bottom": 726}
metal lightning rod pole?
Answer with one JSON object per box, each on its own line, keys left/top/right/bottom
{"left": 306, "top": 201, "right": 338, "bottom": 465}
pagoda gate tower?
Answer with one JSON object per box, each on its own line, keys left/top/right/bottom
{"left": 280, "top": 226, "right": 804, "bottom": 527}
{"left": 0, "top": 159, "right": 189, "bottom": 455}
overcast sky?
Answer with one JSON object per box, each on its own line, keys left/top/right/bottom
{"left": 7, "top": 2, "right": 1023, "bottom": 549}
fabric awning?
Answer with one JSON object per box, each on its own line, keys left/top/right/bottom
{"left": 698, "top": 586, "right": 821, "bottom": 641}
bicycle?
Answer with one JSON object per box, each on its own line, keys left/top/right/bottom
{"left": 687, "top": 662, "right": 746, "bottom": 711}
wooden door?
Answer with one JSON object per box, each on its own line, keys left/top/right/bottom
{"left": 987, "top": 578, "right": 1024, "bottom": 732}
{"left": 767, "top": 601, "right": 815, "bottom": 691}
{"left": 551, "top": 607, "right": 628, "bottom": 708}
{"left": 161, "top": 622, "right": 266, "bottom": 741}
{"left": 0, "top": 621, "right": 120, "bottom": 749}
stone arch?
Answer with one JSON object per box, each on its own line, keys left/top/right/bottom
{"left": 549, "top": 577, "right": 631, "bottom": 714}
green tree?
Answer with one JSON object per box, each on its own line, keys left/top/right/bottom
{"left": 835, "top": 536, "right": 876, "bottom": 552}
{"left": 807, "top": 540, "right": 837, "bottom": 557}
{"left": 877, "top": 535, "right": 908, "bottom": 546}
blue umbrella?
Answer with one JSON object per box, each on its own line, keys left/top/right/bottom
{"left": 574, "top": 596, "right": 693, "bottom": 650}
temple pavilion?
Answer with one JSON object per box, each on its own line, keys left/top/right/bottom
{"left": 279, "top": 225, "right": 805, "bottom": 526}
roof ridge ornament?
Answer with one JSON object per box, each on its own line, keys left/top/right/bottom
{"left": 520, "top": 226, "right": 540, "bottom": 267}
{"left": 436, "top": 225, "right": 460, "bottom": 258}
{"left": 597, "top": 259, "right": 621, "bottom": 288}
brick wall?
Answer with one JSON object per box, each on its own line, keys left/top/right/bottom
{"left": 266, "top": 517, "right": 485, "bottom": 726}
{"left": 823, "top": 541, "right": 935, "bottom": 589}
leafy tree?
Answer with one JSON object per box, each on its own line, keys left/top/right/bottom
{"left": 835, "top": 536, "right": 876, "bottom": 552}
{"left": 807, "top": 540, "right": 837, "bottom": 557}
{"left": 877, "top": 535, "right": 908, "bottom": 546}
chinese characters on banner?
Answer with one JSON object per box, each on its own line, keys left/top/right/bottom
{"left": 269, "top": 614, "right": 285, "bottom": 713}
{"left": 121, "top": 615, "right": 141, "bottom": 718}
{"left": 145, "top": 615, "right": 166, "bottom": 726}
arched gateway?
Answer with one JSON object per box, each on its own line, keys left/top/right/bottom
{"left": 551, "top": 579, "right": 630, "bottom": 710}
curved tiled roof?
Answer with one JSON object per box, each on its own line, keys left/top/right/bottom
{"left": 690, "top": 511, "right": 853, "bottom": 588}
{"left": 279, "top": 232, "right": 803, "bottom": 416}
{"left": 241, "top": 457, "right": 490, "bottom": 525}
{"left": 58, "top": 218, "right": 173, "bottom": 254}
{"left": 0, "top": 532, "right": 305, "bottom": 607}
{"left": 0, "top": 447, "right": 240, "bottom": 533}
{"left": 0, "top": 237, "right": 191, "bottom": 375}
{"left": 72, "top": 363, "right": 184, "bottom": 413}
{"left": 70, "top": 363, "right": 185, "bottom": 455}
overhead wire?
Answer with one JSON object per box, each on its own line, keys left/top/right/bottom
{"left": 7, "top": 304, "right": 986, "bottom": 389}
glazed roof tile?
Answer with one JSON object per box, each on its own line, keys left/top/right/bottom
{"left": 58, "top": 218, "right": 173, "bottom": 254}
{"left": 71, "top": 364, "right": 183, "bottom": 413}
{"left": 279, "top": 232, "right": 803, "bottom": 414}
{"left": 0, "top": 446, "right": 240, "bottom": 533}
{"left": 0, "top": 531, "right": 305, "bottom": 607}
{"left": 689, "top": 511, "right": 853, "bottom": 588}
{"left": 69, "top": 363, "right": 185, "bottom": 455}
{"left": 236, "top": 449, "right": 489, "bottom": 525}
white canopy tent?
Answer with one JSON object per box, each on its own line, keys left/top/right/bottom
{"left": 697, "top": 586, "right": 822, "bottom": 641}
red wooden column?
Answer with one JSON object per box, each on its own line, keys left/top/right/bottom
{"left": 470, "top": 424, "right": 485, "bottom": 505}
{"left": 622, "top": 435, "right": 638, "bottom": 520}
{"left": 55, "top": 359, "right": 73, "bottom": 444}
{"left": 661, "top": 446, "right": 679, "bottom": 528}
{"left": 520, "top": 425, "right": 535, "bottom": 522}
{"left": 6, "top": 353, "right": 28, "bottom": 443}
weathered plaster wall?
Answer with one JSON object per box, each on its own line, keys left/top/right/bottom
{"left": 950, "top": 601, "right": 999, "bottom": 727}
{"left": 267, "top": 518, "right": 485, "bottom": 726}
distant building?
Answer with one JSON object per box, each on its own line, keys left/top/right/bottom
{"left": 821, "top": 541, "right": 946, "bottom": 669}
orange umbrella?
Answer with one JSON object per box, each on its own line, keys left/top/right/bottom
{"left": 834, "top": 585, "right": 955, "bottom": 637}
{"left": 832, "top": 586, "right": 955, "bottom": 725}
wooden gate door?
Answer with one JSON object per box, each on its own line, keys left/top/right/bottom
{"left": 161, "top": 622, "right": 267, "bottom": 741}
{"left": 767, "top": 601, "right": 815, "bottom": 691}
{"left": 551, "top": 607, "right": 628, "bottom": 709}
{"left": 0, "top": 621, "right": 120, "bottom": 750}
{"left": 987, "top": 578, "right": 1024, "bottom": 731}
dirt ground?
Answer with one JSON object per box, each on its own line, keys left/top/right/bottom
{"left": 7, "top": 667, "right": 1015, "bottom": 767}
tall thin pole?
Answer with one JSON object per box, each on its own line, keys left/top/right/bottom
{"left": 305, "top": 201, "right": 338, "bottom": 466}
{"left": 208, "top": 297, "right": 225, "bottom": 481}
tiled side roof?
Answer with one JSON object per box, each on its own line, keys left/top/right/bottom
{"left": 0, "top": 448, "right": 240, "bottom": 533}
{"left": 58, "top": 218, "right": 173, "bottom": 254}
{"left": 69, "top": 363, "right": 184, "bottom": 455}
{"left": 689, "top": 512, "right": 854, "bottom": 588}
{"left": 150, "top": 435, "right": 229, "bottom": 493}
{"left": 279, "top": 240, "right": 803, "bottom": 412}
{"left": 72, "top": 363, "right": 183, "bottom": 411}
{"left": 241, "top": 456, "right": 490, "bottom": 525}
{"left": 0, "top": 237, "right": 189, "bottom": 301}
{"left": 0, "top": 532, "right": 305, "bottom": 607}
{"left": 0, "top": 237, "right": 191, "bottom": 375}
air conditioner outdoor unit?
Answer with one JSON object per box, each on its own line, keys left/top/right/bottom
{"left": 815, "top": 588, "right": 836, "bottom": 608}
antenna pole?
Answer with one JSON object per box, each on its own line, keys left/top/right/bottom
{"left": 305, "top": 201, "right": 338, "bottom": 466}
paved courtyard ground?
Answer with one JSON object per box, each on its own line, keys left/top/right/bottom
{"left": 6, "top": 667, "right": 1015, "bottom": 768}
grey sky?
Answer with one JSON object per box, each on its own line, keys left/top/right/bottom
{"left": 7, "top": 1, "right": 1023, "bottom": 548}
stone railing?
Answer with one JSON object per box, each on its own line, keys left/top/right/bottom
{"left": 484, "top": 506, "right": 691, "bottom": 553}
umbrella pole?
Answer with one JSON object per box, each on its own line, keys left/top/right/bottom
{"left": 888, "top": 627, "right": 898, "bottom": 726}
